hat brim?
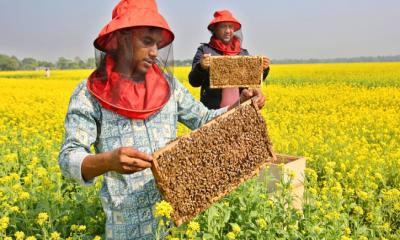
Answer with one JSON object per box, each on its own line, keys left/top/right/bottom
{"left": 207, "top": 20, "right": 241, "bottom": 32}
{"left": 94, "top": 8, "right": 174, "bottom": 52}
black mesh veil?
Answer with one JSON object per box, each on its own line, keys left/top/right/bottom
{"left": 94, "top": 26, "right": 175, "bottom": 88}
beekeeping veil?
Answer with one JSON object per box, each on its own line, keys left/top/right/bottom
{"left": 87, "top": 0, "right": 175, "bottom": 120}
{"left": 207, "top": 10, "right": 243, "bottom": 56}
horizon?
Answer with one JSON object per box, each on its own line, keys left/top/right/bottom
{"left": 0, "top": 0, "right": 399, "bottom": 61}
{"left": 2, "top": 53, "right": 400, "bottom": 63}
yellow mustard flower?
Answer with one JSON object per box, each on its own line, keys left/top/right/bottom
{"left": 78, "top": 225, "right": 87, "bottom": 232}
{"left": 154, "top": 200, "right": 173, "bottom": 219}
{"left": 188, "top": 221, "right": 200, "bottom": 233}
{"left": 256, "top": 218, "right": 267, "bottom": 230}
{"left": 18, "top": 191, "right": 30, "bottom": 200}
{"left": 37, "top": 212, "right": 49, "bottom": 226}
{"left": 50, "top": 231, "right": 61, "bottom": 240}
{"left": 14, "top": 231, "right": 25, "bottom": 240}
{"left": 0, "top": 216, "right": 10, "bottom": 231}
{"left": 226, "top": 232, "right": 236, "bottom": 240}
{"left": 231, "top": 223, "right": 241, "bottom": 234}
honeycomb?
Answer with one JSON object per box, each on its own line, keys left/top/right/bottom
{"left": 151, "top": 100, "right": 275, "bottom": 225}
{"left": 210, "top": 56, "right": 263, "bottom": 88}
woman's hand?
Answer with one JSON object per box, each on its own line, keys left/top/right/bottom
{"left": 200, "top": 54, "right": 211, "bottom": 70}
{"left": 109, "top": 147, "right": 153, "bottom": 174}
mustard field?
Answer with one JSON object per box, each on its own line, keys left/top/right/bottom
{"left": 0, "top": 62, "right": 399, "bottom": 239}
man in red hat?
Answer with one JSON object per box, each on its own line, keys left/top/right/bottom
{"left": 59, "top": 1, "right": 265, "bottom": 238}
{"left": 189, "top": 10, "right": 271, "bottom": 109}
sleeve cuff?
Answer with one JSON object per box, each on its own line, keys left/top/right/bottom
{"left": 215, "top": 106, "right": 228, "bottom": 116}
{"left": 69, "top": 151, "right": 95, "bottom": 186}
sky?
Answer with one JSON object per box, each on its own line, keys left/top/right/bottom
{"left": 0, "top": 0, "right": 399, "bottom": 61}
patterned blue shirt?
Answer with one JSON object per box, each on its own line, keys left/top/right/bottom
{"left": 58, "top": 77, "right": 227, "bottom": 239}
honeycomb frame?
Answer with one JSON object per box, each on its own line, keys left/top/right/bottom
{"left": 209, "top": 56, "right": 263, "bottom": 89}
{"left": 151, "top": 99, "right": 276, "bottom": 226}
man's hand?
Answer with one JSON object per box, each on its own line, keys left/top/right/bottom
{"left": 109, "top": 147, "right": 153, "bottom": 174}
{"left": 227, "top": 88, "right": 266, "bottom": 111}
{"left": 81, "top": 147, "right": 153, "bottom": 181}
{"left": 262, "top": 56, "right": 270, "bottom": 70}
{"left": 200, "top": 54, "right": 211, "bottom": 70}
{"left": 239, "top": 88, "right": 266, "bottom": 109}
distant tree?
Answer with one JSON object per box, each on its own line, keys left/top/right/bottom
{"left": 56, "top": 57, "right": 71, "bottom": 69}
{"left": 272, "top": 55, "right": 400, "bottom": 64}
{"left": 67, "top": 59, "right": 79, "bottom": 69}
{"left": 10, "top": 56, "right": 21, "bottom": 70}
{"left": 175, "top": 59, "right": 192, "bottom": 66}
{"left": 74, "top": 57, "right": 86, "bottom": 69}
{"left": 38, "top": 60, "right": 55, "bottom": 69}
{"left": 21, "top": 57, "right": 38, "bottom": 70}
{"left": 0, "top": 54, "right": 21, "bottom": 70}
{"left": 85, "top": 58, "right": 95, "bottom": 69}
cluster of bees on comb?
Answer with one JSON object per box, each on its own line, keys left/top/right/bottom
{"left": 152, "top": 101, "right": 275, "bottom": 225}
{"left": 210, "top": 56, "right": 263, "bottom": 88}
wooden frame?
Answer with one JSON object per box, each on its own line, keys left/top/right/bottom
{"left": 151, "top": 99, "right": 276, "bottom": 226}
{"left": 209, "top": 56, "right": 263, "bottom": 89}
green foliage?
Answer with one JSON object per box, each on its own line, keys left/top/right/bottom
{"left": 0, "top": 54, "right": 20, "bottom": 70}
{"left": 0, "top": 54, "right": 95, "bottom": 71}
{"left": 21, "top": 58, "right": 38, "bottom": 70}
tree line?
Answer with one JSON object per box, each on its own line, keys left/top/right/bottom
{"left": 173, "top": 55, "right": 400, "bottom": 65}
{"left": 0, "top": 54, "right": 95, "bottom": 71}
{"left": 1, "top": 53, "right": 399, "bottom": 71}
{"left": 0, "top": 54, "right": 194, "bottom": 71}
{"left": 272, "top": 55, "right": 400, "bottom": 64}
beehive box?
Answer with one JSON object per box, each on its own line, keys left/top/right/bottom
{"left": 209, "top": 56, "right": 263, "bottom": 88}
{"left": 151, "top": 99, "right": 276, "bottom": 226}
{"left": 259, "top": 154, "right": 306, "bottom": 209}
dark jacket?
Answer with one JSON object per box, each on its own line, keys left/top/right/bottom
{"left": 188, "top": 43, "right": 270, "bottom": 109}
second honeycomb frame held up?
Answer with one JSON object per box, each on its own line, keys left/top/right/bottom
{"left": 151, "top": 99, "right": 276, "bottom": 226}
{"left": 209, "top": 56, "right": 263, "bottom": 88}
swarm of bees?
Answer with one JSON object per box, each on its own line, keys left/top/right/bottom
{"left": 151, "top": 100, "right": 275, "bottom": 225}
{"left": 210, "top": 56, "right": 263, "bottom": 88}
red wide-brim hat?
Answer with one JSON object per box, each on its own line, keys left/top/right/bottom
{"left": 207, "top": 10, "right": 241, "bottom": 32}
{"left": 94, "top": 0, "right": 175, "bottom": 53}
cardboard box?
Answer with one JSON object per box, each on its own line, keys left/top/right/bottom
{"left": 259, "top": 154, "right": 306, "bottom": 209}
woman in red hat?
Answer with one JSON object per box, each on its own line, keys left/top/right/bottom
{"left": 59, "top": 1, "right": 265, "bottom": 239}
{"left": 189, "top": 10, "right": 271, "bottom": 109}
